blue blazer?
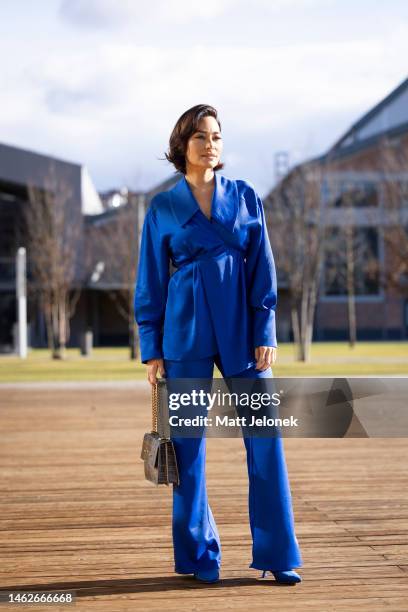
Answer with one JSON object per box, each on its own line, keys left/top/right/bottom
{"left": 134, "top": 172, "right": 278, "bottom": 376}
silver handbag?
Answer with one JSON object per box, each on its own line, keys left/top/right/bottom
{"left": 140, "top": 379, "right": 179, "bottom": 486}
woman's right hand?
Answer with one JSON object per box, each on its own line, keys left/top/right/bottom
{"left": 146, "top": 358, "right": 166, "bottom": 385}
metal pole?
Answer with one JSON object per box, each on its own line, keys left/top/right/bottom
{"left": 16, "top": 247, "right": 28, "bottom": 358}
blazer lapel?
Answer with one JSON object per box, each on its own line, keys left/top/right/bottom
{"left": 170, "top": 172, "right": 239, "bottom": 233}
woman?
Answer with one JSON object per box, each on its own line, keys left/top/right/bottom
{"left": 134, "top": 104, "right": 303, "bottom": 584}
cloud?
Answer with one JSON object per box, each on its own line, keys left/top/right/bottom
{"left": 1, "top": 1, "right": 407, "bottom": 193}
{"left": 58, "top": 0, "right": 136, "bottom": 28}
{"left": 58, "top": 0, "right": 236, "bottom": 29}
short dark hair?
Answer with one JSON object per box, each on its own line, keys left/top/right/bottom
{"left": 164, "top": 104, "right": 224, "bottom": 174}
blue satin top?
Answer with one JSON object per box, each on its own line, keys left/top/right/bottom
{"left": 133, "top": 172, "right": 278, "bottom": 376}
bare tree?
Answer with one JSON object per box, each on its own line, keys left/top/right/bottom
{"left": 322, "top": 179, "right": 380, "bottom": 347}
{"left": 88, "top": 194, "right": 142, "bottom": 359}
{"left": 23, "top": 162, "right": 82, "bottom": 359}
{"left": 378, "top": 134, "right": 408, "bottom": 303}
{"left": 267, "top": 162, "right": 326, "bottom": 362}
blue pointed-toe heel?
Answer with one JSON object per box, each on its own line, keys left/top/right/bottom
{"left": 194, "top": 568, "right": 220, "bottom": 583}
{"left": 262, "top": 569, "right": 302, "bottom": 584}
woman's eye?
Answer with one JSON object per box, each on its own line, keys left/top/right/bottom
{"left": 195, "top": 135, "right": 221, "bottom": 140}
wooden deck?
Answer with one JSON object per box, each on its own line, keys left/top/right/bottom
{"left": 1, "top": 382, "right": 408, "bottom": 611}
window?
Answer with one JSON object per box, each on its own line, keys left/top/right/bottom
{"left": 333, "top": 181, "right": 378, "bottom": 208}
{"left": 323, "top": 226, "right": 380, "bottom": 296}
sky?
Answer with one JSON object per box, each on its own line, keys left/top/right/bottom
{"left": 1, "top": 0, "right": 408, "bottom": 197}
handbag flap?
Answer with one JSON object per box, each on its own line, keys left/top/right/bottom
{"left": 140, "top": 431, "right": 161, "bottom": 463}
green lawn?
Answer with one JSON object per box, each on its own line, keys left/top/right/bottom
{"left": 0, "top": 342, "right": 407, "bottom": 383}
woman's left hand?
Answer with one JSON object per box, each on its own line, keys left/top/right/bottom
{"left": 255, "top": 346, "right": 276, "bottom": 370}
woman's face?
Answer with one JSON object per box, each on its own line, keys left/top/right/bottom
{"left": 185, "top": 115, "right": 223, "bottom": 172}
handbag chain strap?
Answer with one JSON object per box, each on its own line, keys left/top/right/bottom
{"left": 152, "top": 382, "right": 158, "bottom": 433}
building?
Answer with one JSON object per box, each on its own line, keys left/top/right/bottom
{"left": 265, "top": 75, "right": 408, "bottom": 341}
{"left": 0, "top": 142, "right": 103, "bottom": 351}
{"left": 0, "top": 141, "right": 180, "bottom": 352}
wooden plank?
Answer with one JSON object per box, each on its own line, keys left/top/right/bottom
{"left": 1, "top": 386, "right": 408, "bottom": 611}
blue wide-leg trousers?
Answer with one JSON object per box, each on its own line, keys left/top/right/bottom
{"left": 164, "top": 353, "right": 303, "bottom": 574}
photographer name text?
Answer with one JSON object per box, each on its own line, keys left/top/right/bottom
{"left": 169, "top": 415, "right": 299, "bottom": 427}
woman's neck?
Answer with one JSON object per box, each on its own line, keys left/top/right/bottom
{"left": 185, "top": 168, "right": 214, "bottom": 191}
